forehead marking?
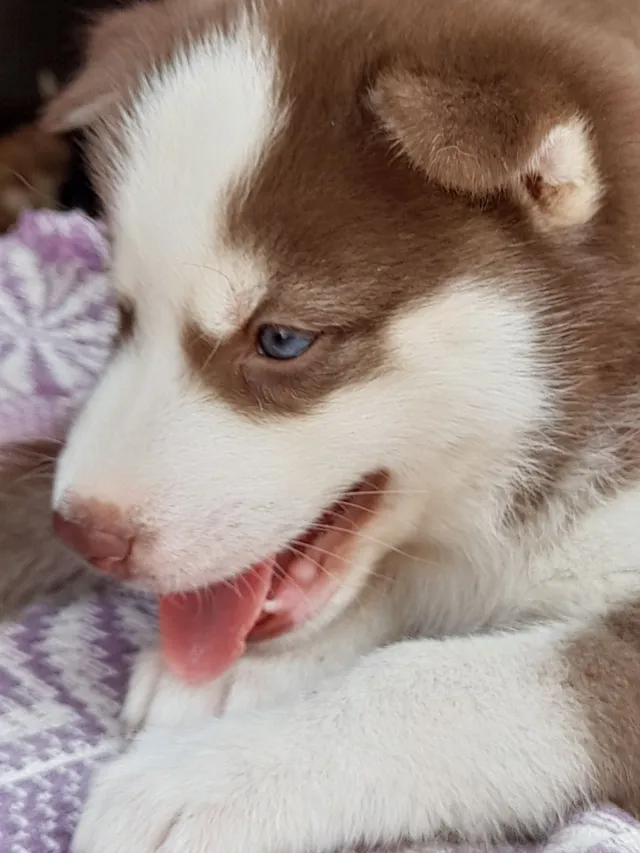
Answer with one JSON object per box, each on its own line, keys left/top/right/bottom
{"left": 112, "top": 13, "right": 287, "bottom": 338}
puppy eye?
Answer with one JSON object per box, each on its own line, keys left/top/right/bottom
{"left": 257, "top": 325, "right": 317, "bottom": 360}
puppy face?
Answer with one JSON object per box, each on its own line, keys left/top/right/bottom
{"left": 51, "top": 0, "right": 620, "bottom": 635}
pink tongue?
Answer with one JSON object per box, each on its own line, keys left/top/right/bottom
{"left": 159, "top": 561, "right": 273, "bottom": 684}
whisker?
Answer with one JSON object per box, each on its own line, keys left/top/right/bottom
{"left": 337, "top": 488, "right": 435, "bottom": 498}
{"left": 1, "top": 469, "right": 56, "bottom": 492}
{"left": 268, "top": 544, "right": 317, "bottom": 609}
{"left": 287, "top": 541, "right": 394, "bottom": 589}
{"left": 286, "top": 542, "right": 344, "bottom": 588}
{"left": 2, "top": 167, "right": 64, "bottom": 209}
{"left": 332, "top": 499, "right": 381, "bottom": 518}
{"left": 2, "top": 444, "right": 62, "bottom": 460}
{"left": 283, "top": 544, "right": 394, "bottom": 627}
{"left": 194, "top": 324, "right": 223, "bottom": 374}
{"left": 182, "top": 263, "right": 233, "bottom": 290}
{"left": 241, "top": 567, "right": 266, "bottom": 610}
{"left": 284, "top": 544, "right": 384, "bottom": 612}
{"left": 308, "top": 521, "right": 424, "bottom": 565}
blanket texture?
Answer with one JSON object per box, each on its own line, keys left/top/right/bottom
{"left": 1, "top": 211, "right": 640, "bottom": 853}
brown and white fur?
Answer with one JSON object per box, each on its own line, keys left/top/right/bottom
{"left": 7, "top": 0, "right": 640, "bottom": 849}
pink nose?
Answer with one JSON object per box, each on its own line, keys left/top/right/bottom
{"left": 52, "top": 502, "right": 134, "bottom": 579}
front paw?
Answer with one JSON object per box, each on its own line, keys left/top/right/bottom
{"left": 73, "top": 721, "right": 303, "bottom": 853}
{"left": 73, "top": 729, "right": 203, "bottom": 853}
{"left": 75, "top": 679, "right": 400, "bottom": 853}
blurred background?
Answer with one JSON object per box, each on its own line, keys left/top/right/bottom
{"left": 0, "top": 0, "right": 124, "bottom": 230}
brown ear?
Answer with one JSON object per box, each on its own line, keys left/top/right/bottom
{"left": 41, "top": 1, "right": 171, "bottom": 133}
{"left": 370, "top": 67, "right": 601, "bottom": 230}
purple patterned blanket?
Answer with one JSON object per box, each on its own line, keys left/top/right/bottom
{"left": 1, "top": 211, "right": 639, "bottom": 853}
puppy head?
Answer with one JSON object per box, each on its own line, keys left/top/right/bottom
{"left": 49, "top": 0, "right": 622, "bottom": 640}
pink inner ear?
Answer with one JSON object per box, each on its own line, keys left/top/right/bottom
{"left": 519, "top": 118, "right": 601, "bottom": 229}
{"left": 526, "top": 120, "right": 593, "bottom": 188}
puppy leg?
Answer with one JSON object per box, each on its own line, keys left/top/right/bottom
{"left": 74, "top": 612, "right": 639, "bottom": 853}
{"left": 122, "top": 580, "right": 401, "bottom": 731}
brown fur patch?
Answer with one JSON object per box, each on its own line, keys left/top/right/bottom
{"left": 565, "top": 601, "right": 640, "bottom": 816}
{"left": 0, "top": 123, "right": 69, "bottom": 233}
{"left": 182, "top": 315, "right": 385, "bottom": 417}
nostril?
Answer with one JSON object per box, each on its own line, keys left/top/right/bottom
{"left": 52, "top": 507, "right": 134, "bottom": 579}
{"left": 52, "top": 512, "right": 130, "bottom": 559}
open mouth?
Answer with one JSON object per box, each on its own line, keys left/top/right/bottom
{"left": 159, "top": 469, "right": 388, "bottom": 684}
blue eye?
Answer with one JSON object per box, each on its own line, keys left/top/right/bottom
{"left": 257, "top": 325, "right": 317, "bottom": 360}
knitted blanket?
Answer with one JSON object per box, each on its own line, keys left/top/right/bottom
{"left": 1, "top": 211, "right": 639, "bottom": 853}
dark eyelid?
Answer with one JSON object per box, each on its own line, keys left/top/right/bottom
{"left": 117, "top": 300, "right": 136, "bottom": 341}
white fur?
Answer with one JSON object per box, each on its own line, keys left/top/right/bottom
{"left": 74, "top": 624, "right": 595, "bottom": 853}
{"left": 112, "top": 17, "right": 285, "bottom": 333}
